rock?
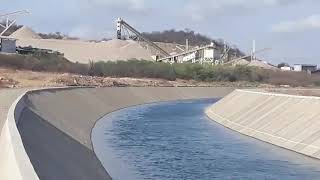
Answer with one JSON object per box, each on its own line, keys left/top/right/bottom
{"left": 112, "top": 81, "right": 128, "bottom": 87}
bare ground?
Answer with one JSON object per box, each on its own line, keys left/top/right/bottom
{"left": 0, "top": 68, "right": 265, "bottom": 89}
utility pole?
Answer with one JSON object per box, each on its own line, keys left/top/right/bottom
{"left": 186, "top": 39, "right": 189, "bottom": 51}
{"left": 251, "top": 40, "right": 256, "bottom": 61}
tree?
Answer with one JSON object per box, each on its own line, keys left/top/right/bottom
{"left": 141, "top": 29, "right": 212, "bottom": 46}
{"left": 277, "top": 62, "right": 290, "bottom": 68}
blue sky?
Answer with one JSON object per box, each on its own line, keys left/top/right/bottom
{"left": 1, "top": 0, "right": 320, "bottom": 65}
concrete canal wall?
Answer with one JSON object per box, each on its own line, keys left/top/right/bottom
{"left": 0, "top": 89, "right": 39, "bottom": 180}
{"left": 0, "top": 87, "right": 233, "bottom": 180}
{"left": 206, "top": 89, "right": 320, "bottom": 159}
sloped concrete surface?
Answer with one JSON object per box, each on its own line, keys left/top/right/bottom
{"left": 18, "top": 107, "right": 111, "bottom": 180}
{"left": 0, "top": 88, "right": 39, "bottom": 180}
{"left": 18, "top": 87, "right": 233, "bottom": 179}
{"left": 0, "top": 89, "right": 27, "bottom": 130}
{"left": 206, "top": 89, "right": 320, "bottom": 159}
{"left": 25, "top": 87, "right": 234, "bottom": 149}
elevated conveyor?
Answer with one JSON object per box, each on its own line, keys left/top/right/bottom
{"left": 116, "top": 18, "right": 170, "bottom": 59}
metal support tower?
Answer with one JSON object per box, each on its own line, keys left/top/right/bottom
{"left": 225, "top": 47, "right": 271, "bottom": 65}
{"left": 0, "top": 10, "right": 30, "bottom": 36}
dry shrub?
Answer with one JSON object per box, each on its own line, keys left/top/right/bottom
{"left": 265, "top": 70, "right": 320, "bottom": 87}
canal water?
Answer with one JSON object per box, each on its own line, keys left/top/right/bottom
{"left": 92, "top": 99, "right": 320, "bottom": 180}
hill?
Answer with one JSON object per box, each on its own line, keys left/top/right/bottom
{"left": 142, "top": 29, "right": 245, "bottom": 56}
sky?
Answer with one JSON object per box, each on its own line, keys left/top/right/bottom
{"left": 1, "top": 0, "right": 320, "bottom": 65}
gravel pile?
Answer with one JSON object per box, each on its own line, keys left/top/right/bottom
{"left": 11, "top": 27, "right": 153, "bottom": 63}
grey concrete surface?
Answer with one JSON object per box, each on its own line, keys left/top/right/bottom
{"left": 0, "top": 88, "right": 40, "bottom": 180}
{"left": 18, "top": 107, "right": 111, "bottom": 180}
{"left": 25, "top": 87, "right": 234, "bottom": 149}
{"left": 17, "top": 87, "right": 233, "bottom": 180}
{"left": 206, "top": 89, "right": 320, "bottom": 159}
{"left": 0, "top": 89, "right": 27, "bottom": 130}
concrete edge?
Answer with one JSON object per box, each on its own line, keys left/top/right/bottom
{"left": 238, "top": 89, "right": 320, "bottom": 99}
{"left": 1, "top": 91, "right": 39, "bottom": 180}
{"left": 0, "top": 87, "right": 86, "bottom": 180}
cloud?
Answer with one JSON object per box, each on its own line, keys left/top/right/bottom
{"left": 181, "top": 0, "right": 301, "bottom": 22}
{"left": 272, "top": 14, "right": 320, "bottom": 32}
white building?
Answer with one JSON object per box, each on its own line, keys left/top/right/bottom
{"left": 294, "top": 64, "right": 317, "bottom": 72}
{"left": 280, "top": 66, "right": 292, "bottom": 71}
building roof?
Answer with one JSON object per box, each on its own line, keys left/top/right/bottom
{"left": 294, "top": 64, "right": 317, "bottom": 67}
{"left": 0, "top": 36, "right": 17, "bottom": 40}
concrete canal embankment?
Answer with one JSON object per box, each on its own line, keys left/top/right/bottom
{"left": 206, "top": 89, "right": 320, "bottom": 159}
{"left": 0, "top": 87, "right": 233, "bottom": 180}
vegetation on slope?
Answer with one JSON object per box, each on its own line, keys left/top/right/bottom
{"left": 0, "top": 53, "right": 264, "bottom": 82}
{"left": 0, "top": 53, "right": 86, "bottom": 74}
{"left": 1, "top": 53, "right": 319, "bottom": 87}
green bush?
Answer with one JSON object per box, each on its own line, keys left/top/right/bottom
{"left": 0, "top": 53, "right": 89, "bottom": 74}
{"left": 313, "top": 81, "right": 320, "bottom": 86}
{"left": 89, "top": 60, "right": 176, "bottom": 80}
{"left": 172, "top": 64, "right": 265, "bottom": 82}
{"left": 0, "top": 53, "right": 267, "bottom": 83}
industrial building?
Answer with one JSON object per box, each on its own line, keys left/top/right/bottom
{"left": 158, "top": 43, "right": 220, "bottom": 64}
{"left": 0, "top": 37, "right": 16, "bottom": 53}
{"left": 0, "top": 10, "right": 29, "bottom": 54}
{"left": 280, "top": 66, "right": 293, "bottom": 71}
{"left": 293, "top": 64, "right": 317, "bottom": 72}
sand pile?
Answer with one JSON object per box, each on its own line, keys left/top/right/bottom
{"left": 104, "top": 39, "right": 130, "bottom": 48}
{"left": 248, "top": 60, "right": 278, "bottom": 70}
{"left": 9, "top": 26, "right": 153, "bottom": 62}
{"left": 234, "top": 59, "right": 250, "bottom": 66}
{"left": 225, "top": 59, "right": 250, "bottom": 66}
{"left": 9, "top": 26, "right": 42, "bottom": 39}
{"left": 14, "top": 37, "right": 153, "bottom": 63}
{"left": 225, "top": 58, "right": 278, "bottom": 70}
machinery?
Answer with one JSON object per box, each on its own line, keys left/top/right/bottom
{"left": 116, "top": 18, "right": 170, "bottom": 60}
{"left": 159, "top": 43, "right": 217, "bottom": 64}
{"left": 115, "top": 18, "right": 250, "bottom": 65}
